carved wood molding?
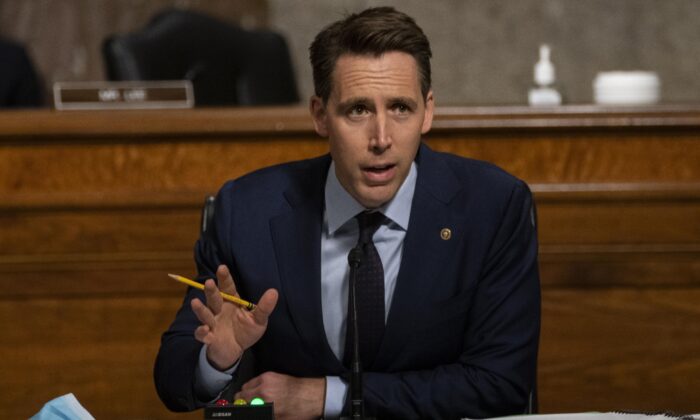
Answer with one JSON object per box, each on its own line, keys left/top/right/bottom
{"left": 2, "top": 105, "right": 700, "bottom": 141}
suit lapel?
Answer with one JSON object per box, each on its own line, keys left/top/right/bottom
{"left": 268, "top": 156, "right": 341, "bottom": 371}
{"left": 373, "top": 144, "right": 464, "bottom": 369}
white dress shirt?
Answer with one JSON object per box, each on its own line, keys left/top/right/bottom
{"left": 321, "top": 161, "right": 416, "bottom": 417}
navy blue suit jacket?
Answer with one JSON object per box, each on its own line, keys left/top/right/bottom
{"left": 154, "top": 143, "right": 540, "bottom": 419}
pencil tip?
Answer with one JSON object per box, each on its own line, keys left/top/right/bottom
{"left": 167, "top": 273, "right": 179, "bottom": 279}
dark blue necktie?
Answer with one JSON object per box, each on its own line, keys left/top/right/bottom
{"left": 344, "top": 211, "right": 386, "bottom": 369}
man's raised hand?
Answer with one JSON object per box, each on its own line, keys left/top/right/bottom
{"left": 190, "top": 264, "right": 278, "bottom": 370}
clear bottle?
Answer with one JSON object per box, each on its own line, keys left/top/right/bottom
{"left": 528, "top": 44, "right": 562, "bottom": 106}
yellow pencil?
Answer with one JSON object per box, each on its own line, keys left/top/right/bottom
{"left": 168, "top": 273, "right": 256, "bottom": 311}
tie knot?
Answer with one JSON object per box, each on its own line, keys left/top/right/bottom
{"left": 356, "top": 211, "right": 385, "bottom": 245}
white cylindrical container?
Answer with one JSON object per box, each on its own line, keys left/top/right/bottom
{"left": 593, "top": 71, "right": 660, "bottom": 105}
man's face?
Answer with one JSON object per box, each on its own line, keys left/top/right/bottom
{"left": 311, "top": 51, "right": 434, "bottom": 209}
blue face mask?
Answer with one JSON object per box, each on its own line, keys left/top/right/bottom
{"left": 30, "top": 393, "right": 95, "bottom": 420}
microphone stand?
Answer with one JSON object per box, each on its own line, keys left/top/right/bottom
{"left": 343, "top": 246, "right": 374, "bottom": 420}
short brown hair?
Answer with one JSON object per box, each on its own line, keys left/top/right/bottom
{"left": 309, "top": 7, "right": 432, "bottom": 103}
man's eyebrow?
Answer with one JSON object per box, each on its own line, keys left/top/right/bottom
{"left": 335, "top": 96, "right": 419, "bottom": 112}
{"left": 388, "top": 96, "right": 419, "bottom": 108}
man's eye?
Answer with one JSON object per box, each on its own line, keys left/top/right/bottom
{"left": 392, "top": 103, "right": 410, "bottom": 113}
{"left": 348, "top": 104, "right": 368, "bottom": 116}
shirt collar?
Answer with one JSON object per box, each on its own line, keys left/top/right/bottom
{"left": 325, "top": 161, "right": 417, "bottom": 234}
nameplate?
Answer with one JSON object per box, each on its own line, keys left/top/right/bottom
{"left": 53, "top": 80, "right": 194, "bottom": 110}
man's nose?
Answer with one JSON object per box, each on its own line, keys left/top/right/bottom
{"left": 369, "top": 112, "right": 391, "bottom": 152}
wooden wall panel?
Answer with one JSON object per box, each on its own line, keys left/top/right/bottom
{"left": 0, "top": 140, "right": 327, "bottom": 196}
{"left": 427, "top": 133, "right": 700, "bottom": 184}
{"left": 540, "top": 289, "right": 700, "bottom": 413}
{"left": 0, "top": 208, "right": 199, "bottom": 255}
{"left": 0, "top": 295, "right": 199, "bottom": 419}
{"left": 1, "top": 105, "right": 699, "bottom": 417}
{"left": 537, "top": 196, "right": 700, "bottom": 246}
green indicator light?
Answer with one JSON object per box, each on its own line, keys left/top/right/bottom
{"left": 250, "top": 397, "right": 265, "bottom": 406}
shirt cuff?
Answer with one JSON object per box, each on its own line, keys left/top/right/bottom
{"left": 324, "top": 376, "right": 348, "bottom": 419}
{"left": 194, "top": 344, "right": 239, "bottom": 401}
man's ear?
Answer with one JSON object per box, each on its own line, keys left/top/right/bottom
{"left": 421, "top": 90, "right": 435, "bottom": 135}
{"left": 310, "top": 95, "right": 329, "bottom": 137}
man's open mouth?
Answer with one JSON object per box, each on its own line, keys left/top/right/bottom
{"left": 364, "top": 164, "right": 395, "bottom": 173}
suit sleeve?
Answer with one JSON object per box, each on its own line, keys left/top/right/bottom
{"left": 358, "top": 181, "right": 541, "bottom": 419}
{"left": 153, "top": 186, "right": 232, "bottom": 411}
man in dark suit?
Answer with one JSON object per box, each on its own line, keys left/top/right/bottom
{"left": 155, "top": 7, "right": 540, "bottom": 419}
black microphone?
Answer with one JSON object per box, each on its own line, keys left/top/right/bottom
{"left": 346, "top": 246, "right": 368, "bottom": 420}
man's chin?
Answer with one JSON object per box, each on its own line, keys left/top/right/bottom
{"left": 355, "top": 184, "right": 398, "bottom": 209}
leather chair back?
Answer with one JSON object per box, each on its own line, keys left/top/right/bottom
{"left": 103, "top": 9, "right": 299, "bottom": 106}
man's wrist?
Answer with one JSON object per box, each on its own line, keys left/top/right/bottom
{"left": 195, "top": 345, "right": 238, "bottom": 402}
{"left": 206, "top": 353, "right": 239, "bottom": 372}
{"left": 205, "top": 345, "right": 241, "bottom": 372}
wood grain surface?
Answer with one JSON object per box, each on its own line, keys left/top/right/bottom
{"left": 1, "top": 105, "right": 698, "bottom": 417}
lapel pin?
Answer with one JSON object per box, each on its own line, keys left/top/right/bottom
{"left": 440, "top": 228, "right": 452, "bottom": 240}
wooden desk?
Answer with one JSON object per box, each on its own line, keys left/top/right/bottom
{"left": 1, "top": 106, "right": 698, "bottom": 418}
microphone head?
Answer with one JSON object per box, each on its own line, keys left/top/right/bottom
{"left": 348, "top": 246, "right": 363, "bottom": 268}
